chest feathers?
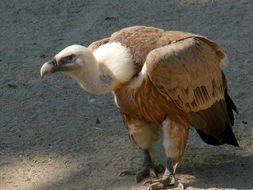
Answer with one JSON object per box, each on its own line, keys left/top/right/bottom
{"left": 113, "top": 77, "right": 191, "bottom": 125}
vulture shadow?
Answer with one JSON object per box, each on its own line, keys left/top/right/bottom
{"left": 179, "top": 154, "right": 253, "bottom": 189}
{"left": 32, "top": 153, "right": 253, "bottom": 190}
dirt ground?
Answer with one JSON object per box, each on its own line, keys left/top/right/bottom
{"left": 0, "top": 0, "right": 253, "bottom": 190}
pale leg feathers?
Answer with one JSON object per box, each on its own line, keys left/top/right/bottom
{"left": 128, "top": 122, "right": 159, "bottom": 151}
{"left": 121, "top": 121, "right": 164, "bottom": 182}
{"left": 144, "top": 118, "right": 189, "bottom": 190}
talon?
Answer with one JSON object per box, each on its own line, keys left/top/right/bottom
{"left": 119, "top": 170, "right": 136, "bottom": 176}
{"left": 176, "top": 182, "right": 184, "bottom": 190}
{"left": 135, "top": 164, "right": 164, "bottom": 183}
{"left": 143, "top": 179, "right": 152, "bottom": 186}
{"left": 147, "top": 182, "right": 164, "bottom": 190}
{"left": 149, "top": 168, "right": 158, "bottom": 178}
{"left": 143, "top": 178, "right": 159, "bottom": 185}
{"left": 143, "top": 174, "right": 182, "bottom": 190}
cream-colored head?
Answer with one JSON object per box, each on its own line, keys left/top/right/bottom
{"left": 40, "top": 45, "right": 96, "bottom": 77}
{"left": 40, "top": 43, "right": 135, "bottom": 94}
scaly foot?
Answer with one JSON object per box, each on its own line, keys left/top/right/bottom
{"left": 119, "top": 164, "right": 165, "bottom": 183}
{"left": 144, "top": 174, "right": 184, "bottom": 190}
{"left": 135, "top": 163, "right": 165, "bottom": 183}
{"left": 120, "top": 150, "right": 165, "bottom": 183}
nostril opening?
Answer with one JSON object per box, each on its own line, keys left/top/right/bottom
{"left": 52, "top": 58, "right": 57, "bottom": 66}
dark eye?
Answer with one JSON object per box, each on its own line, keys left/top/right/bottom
{"left": 66, "top": 54, "right": 75, "bottom": 61}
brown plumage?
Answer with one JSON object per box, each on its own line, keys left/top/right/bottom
{"left": 40, "top": 26, "right": 238, "bottom": 189}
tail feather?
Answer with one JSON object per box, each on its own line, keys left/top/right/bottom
{"left": 192, "top": 91, "right": 239, "bottom": 147}
{"left": 221, "top": 123, "right": 239, "bottom": 147}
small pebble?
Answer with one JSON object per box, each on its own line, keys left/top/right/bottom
{"left": 40, "top": 54, "right": 46, "bottom": 58}
{"left": 105, "top": 16, "right": 116, "bottom": 20}
{"left": 7, "top": 84, "right": 17, "bottom": 88}
{"left": 96, "top": 118, "right": 100, "bottom": 124}
{"left": 89, "top": 98, "right": 96, "bottom": 103}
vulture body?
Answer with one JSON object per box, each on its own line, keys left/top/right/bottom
{"left": 40, "top": 26, "right": 238, "bottom": 190}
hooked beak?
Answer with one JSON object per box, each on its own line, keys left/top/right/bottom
{"left": 40, "top": 59, "right": 58, "bottom": 78}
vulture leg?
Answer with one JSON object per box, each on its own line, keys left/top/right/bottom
{"left": 135, "top": 150, "right": 165, "bottom": 183}
{"left": 120, "top": 122, "right": 164, "bottom": 182}
{"left": 144, "top": 119, "right": 189, "bottom": 190}
{"left": 120, "top": 149, "right": 164, "bottom": 182}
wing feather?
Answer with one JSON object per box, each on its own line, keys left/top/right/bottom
{"left": 146, "top": 37, "right": 226, "bottom": 112}
{"left": 88, "top": 37, "right": 110, "bottom": 51}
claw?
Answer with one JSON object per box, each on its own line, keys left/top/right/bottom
{"left": 146, "top": 181, "right": 184, "bottom": 190}
{"left": 143, "top": 179, "right": 152, "bottom": 186}
{"left": 147, "top": 182, "right": 164, "bottom": 190}
{"left": 135, "top": 164, "right": 164, "bottom": 183}
{"left": 144, "top": 175, "right": 173, "bottom": 185}
{"left": 149, "top": 168, "right": 158, "bottom": 178}
{"left": 143, "top": 174, "right": 183, "bottom": 190}
{"left": 119, "top": 170, "right": 136, "bottom": 176}
{"left": 122, "top": 166, "right": 161, "bottom": 183}
{"left": 175, "top": 181, "right": 184, "bottom": 190}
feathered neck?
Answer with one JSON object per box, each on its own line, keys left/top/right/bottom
{"left": 70, "top": 42, "right": 135, "bottom": 94}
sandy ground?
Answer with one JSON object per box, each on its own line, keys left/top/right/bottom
{"left": 0, "top": 0, "right": 253, "bottom": 190}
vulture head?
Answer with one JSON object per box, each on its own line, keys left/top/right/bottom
{"left": 40, "top": 45, "right": 96, "bottom": 79}
{"left": 40, "top": 43, "right": 134, "bottom": 94}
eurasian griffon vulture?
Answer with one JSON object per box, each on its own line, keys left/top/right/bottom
{"left": 40, "top": 26, "right": 238, "bottom": 190}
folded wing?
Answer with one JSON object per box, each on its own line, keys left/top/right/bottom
{"left": 146, "top": 37, "right": 238, "bottom": 146}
